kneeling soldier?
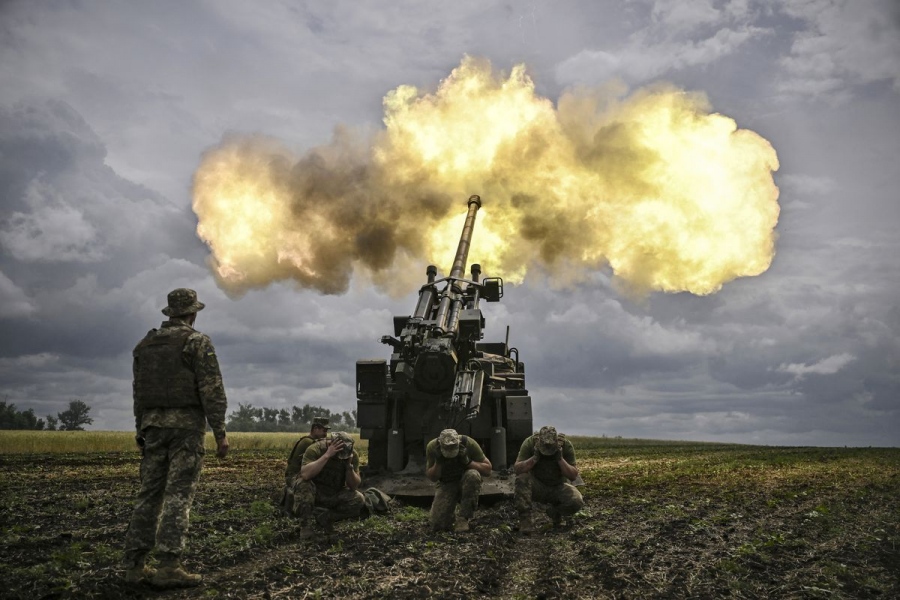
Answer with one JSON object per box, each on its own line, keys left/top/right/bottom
{"left": 426, "top": 429, "right": 492, "bottom": 532}
{"left": 294, "top": 431, "right": 365, "bottom": 537}
{"left": 281, "top": 417, "right": 330, "bottom": 515}
{"left": 513, "top": 426, "right": 583, "bottom": 534}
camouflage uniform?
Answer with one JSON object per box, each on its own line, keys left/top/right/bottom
{"left": 293, "top": 436, "right": 365, "bottom": 525}
{"left": 284, "top": 417, "right": 331, "bottom": 486}
{"left": 281, "top": 417, "right": 330, "bottom": 515}
{"left": 123, "top": 289, "right": 228, "bottom": 572}
{"left": 425, "top": 432, "right": 487, "bottom": 531}
{"left": 515, "top": 430, "right": 583, "bottom": 521}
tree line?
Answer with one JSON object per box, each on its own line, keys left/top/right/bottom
{"left": 0, "top": 399, "right": 93, "bottom": 431}
{"left": 1, "top": 397, "right": 357, "bottom": 434}
{"left": 226, "top": 402, "right": 358, "bottom": 433}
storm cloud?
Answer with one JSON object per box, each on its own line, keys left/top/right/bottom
{"left": 1, "top": 0, "right": 898, "bottom": 446}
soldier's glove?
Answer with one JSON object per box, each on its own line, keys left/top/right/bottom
{"left": 532, "top": 444, "right": 542, "bottom": 462}
{"left": 557, "top": 433, "right": 566, "bottom": 450}
{"left": 458, "top": 446, "right": 471, "bottom": 466}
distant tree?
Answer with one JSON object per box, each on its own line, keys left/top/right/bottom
{"left": 0, "top": 400, "right": 17, "bottom": 429}
{"left": 0, "top": 400, "right": 46, "bottom": 430}
{"left": 290, "top": 406, "right": 304, "bottom": 426}
{"left": 262, "top": 407, "right": 279, "bottom": 424}
{"left": 225, "top": 402, "right": 357, "bottom": 432}
{"left": 57, "top": 400, "right": 93, "bottom": 431}
{"left": 227, "top": 403, "right": 260, "bottom": 432}
{"left": 21, "top": 408, "right": 44, "bottom": 431}
{"left": 46, "top": 415, "right": 59, "bottom": 431}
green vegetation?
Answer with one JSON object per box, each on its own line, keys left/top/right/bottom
{"left": 227, "top": 402, "right": 358, "bottom": 433}
{"left": 0, "top": 399, "right": 92, "bottom": 431}
{"left": 0, "top": 435, "right": 897, "bottom": 599}
{"left": 0, "top": 430, "right": 366, "bottom": 454}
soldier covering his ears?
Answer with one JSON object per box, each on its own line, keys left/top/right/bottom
{"left": 425, "top": 429, "right": 493, "bottom": 532}
{"left": 294, "top": 431, "right": 366, "bottom": 537}
{"left": 513, "top": 425, "right": 583, "bottom": 534}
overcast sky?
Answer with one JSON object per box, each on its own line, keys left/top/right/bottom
{"left": 1, "top": 1, "right": 898, "bottom": 447}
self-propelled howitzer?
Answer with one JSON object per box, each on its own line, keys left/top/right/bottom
{"left": 356, "top": 195, "right": 533, "bottom": 495}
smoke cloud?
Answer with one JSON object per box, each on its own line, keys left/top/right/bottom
{"left": 192, "top": 56, "right": 779, "bottom": 297}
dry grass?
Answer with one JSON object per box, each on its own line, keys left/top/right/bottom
{"left": 0, "top": 430, "right": 365, "bottom": 454}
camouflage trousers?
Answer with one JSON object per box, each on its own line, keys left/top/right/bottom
{"left": 514, "top": 472, "right": 583, "bottom": 517}
{"left": 290, "top": 479, "right": 365, "bottom": 524}
{"left": 123, "top": 427, "right": 204, "bottom": 567}
{"left": 430, "top": 469, "right": 482, "bottom": 531}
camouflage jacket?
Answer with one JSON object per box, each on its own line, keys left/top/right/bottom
{"left": 133, "top": 318, "right": 228, "bottom": 440}
{"left": 285, "top": 435, "right": 318, "bottom": 485}
{"left": 301, "top": 440, "right": 360, "bottom": 494}
{"left": 516, "top": 434, "right": 577, "bottom": 487}
{"left": 425, "top": 436, "right": 486, "bottom": 484}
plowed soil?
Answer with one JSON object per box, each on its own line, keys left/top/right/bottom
{"left": 2, "top": 440, "right": 898, "bottom": 599}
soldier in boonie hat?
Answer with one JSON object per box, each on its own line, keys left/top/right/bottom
{"left": 162, "top": 288, "right": 205, "bottom": 317}
{"left": 537, "top": 426, "right": 560, "bottom": 455}
{"left": 126, "top": 285, "right": 228, "bottom": 587}
{"left": 438, "top": 428, "right": 461, "bottom": 458}
{"left": 330, "top": 431, "right": 355, "bottom": 460}
{"left": 312, "top": 417, "right": 330, "bottom": 431}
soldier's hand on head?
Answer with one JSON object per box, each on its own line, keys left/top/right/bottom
{"left": 533, "top": 444, "right": 542, "bottom": 462}
{"left": 324, "top": 439, "right": 344, "bottom": 458}
{"left": 557, "top": 433, "right": 566, "bottom": 450}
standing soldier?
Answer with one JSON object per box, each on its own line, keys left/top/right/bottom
{"left": 295, "top": 431, "right": 365, "bottom": 537}
{"left": 124, "top": 288, "right": 229, "bottom": 588}
{"left": 281, "top": 417, "right": 330, "bottom": 515}
{"left": 513, "top": 425, "right": 583, "bottom": 534}
{"left": 425, "top": 429, "right": 492, "bottom": 533}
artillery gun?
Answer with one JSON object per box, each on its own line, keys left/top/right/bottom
{"left": 356, "top": 195, "right": 532, "bottom": 495}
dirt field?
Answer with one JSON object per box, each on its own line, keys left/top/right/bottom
{"left": 1, "top": 439, "right": 898, "bottom": 599}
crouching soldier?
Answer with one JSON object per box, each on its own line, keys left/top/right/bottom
{"left": 294, "top": 431, "right": 365, "bottom": 537}
{"left": 281, "top": 417, "right": 330, "bottom": 515}
{"left": 426, "top": 429, "right": 492, "bottom": 532}
{"left": 514, "top": 426, "right": 583, "bottom": 534}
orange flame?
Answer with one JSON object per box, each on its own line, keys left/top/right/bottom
{"left": 193, "top": 56, "right": 779, "bottom": 296}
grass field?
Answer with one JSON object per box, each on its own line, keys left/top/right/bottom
{"left": 1, "top": 431, "right": 898, "bottom": 599}
{"left": 0, "top": 430, "right": 356, "bottom": 454}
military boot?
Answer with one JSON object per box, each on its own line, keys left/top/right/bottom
{"left": 296, "top": 519, "right": 316, "bottom": 539}
{"left": 151, "top": 561, "right": 202, "bottom": 589}
{"left": 454, "top": 515, "right": 470, "bottom": 533}
{"left": 517, "top": 514, "right": 533, "bottom": 535}
{"left": 546, "top": 506, "right": 562, "bottom": 528}
{"left": 124, "top": 563, "right": 156, "bottom": 584}
{"left": 314, "top": 508, "right": 334, "bottom": 534}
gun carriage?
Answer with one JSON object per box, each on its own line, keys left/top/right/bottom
{"left": 356, "top": 195, "right": 533, "bottom": 495}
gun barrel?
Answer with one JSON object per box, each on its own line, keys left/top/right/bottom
{"left": 448, "top": 195, "right": 482, "bottom": 279}
{"left": 433, "top": 195, "right": 482, "bottom": 335}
